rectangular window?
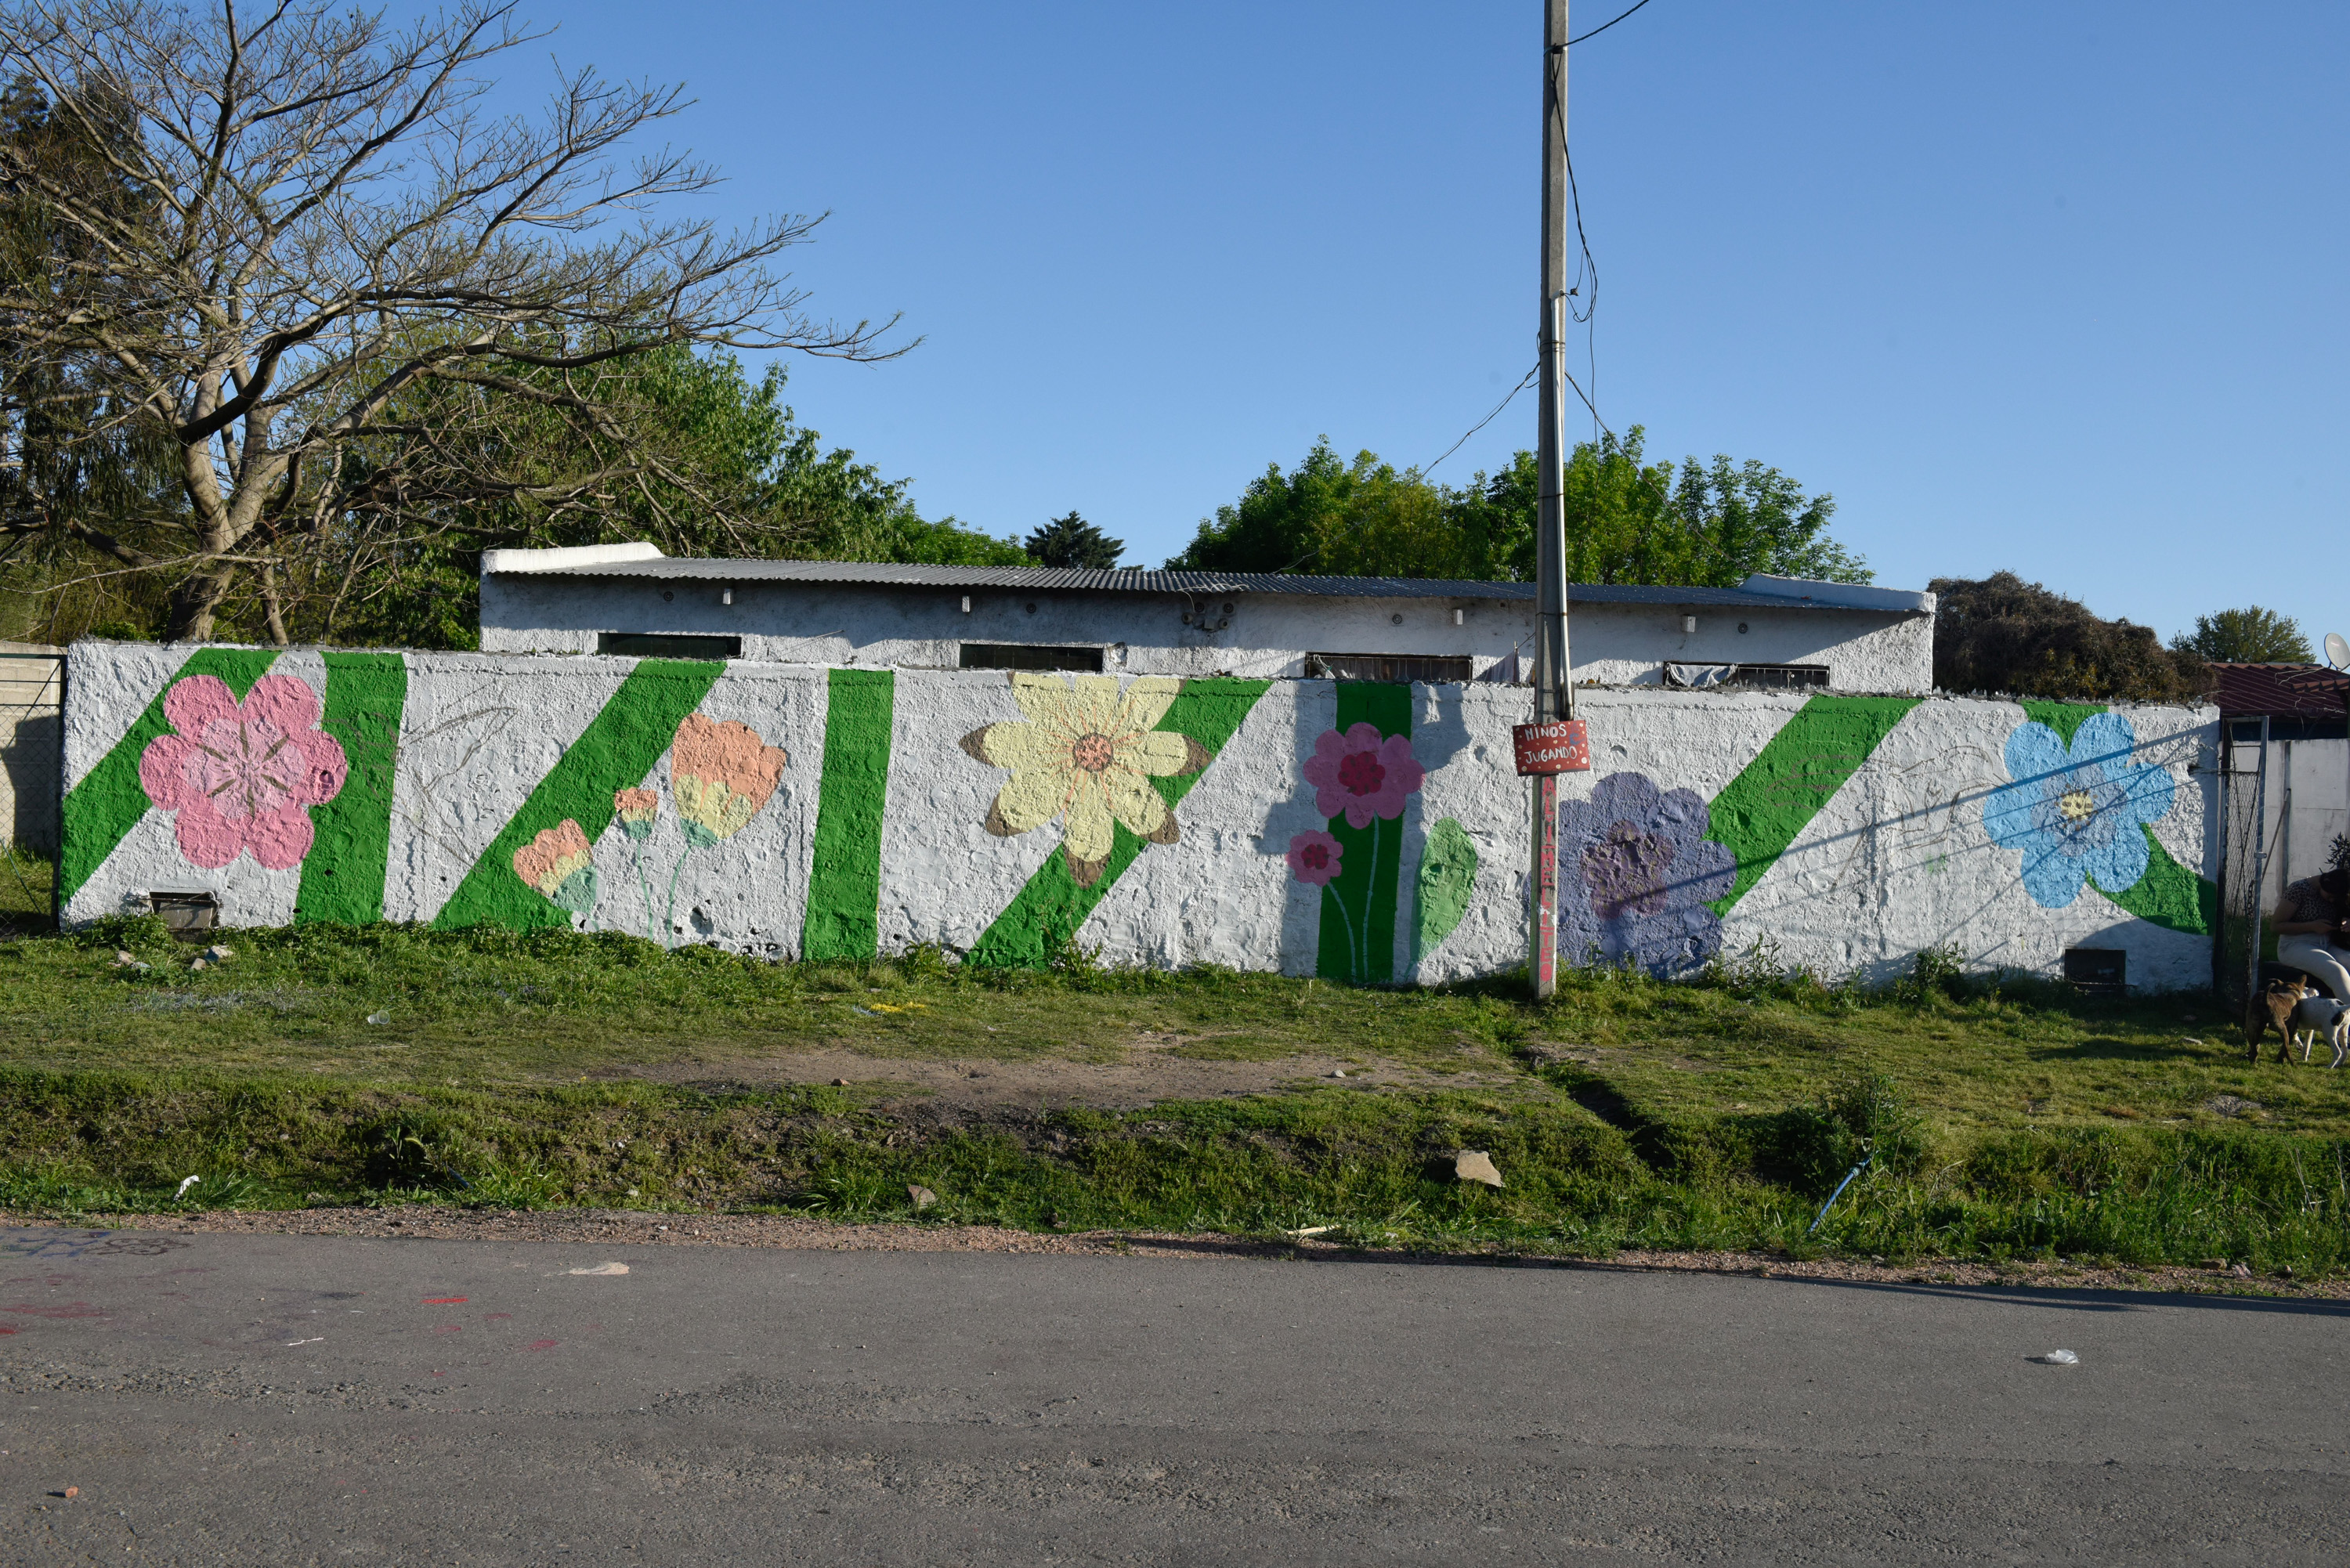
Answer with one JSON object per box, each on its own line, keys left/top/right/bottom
{"left": 598, "top": 632, "right": 742, "bottom": 659}
{"left": 1665, "top": 662, "right": 1830, "bottom": 690}
{"left": 1304, "top": 653, "right": 1475, "bottom": 684}
{"left": 959, "top": 642, "right": 1105, "bottom": 673}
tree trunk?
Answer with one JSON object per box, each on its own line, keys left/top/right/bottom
{"left": 261, "top": 564, "right": 289, "bottom": 647}
{"left": 166, "top": 563, "right": 237, "bottom": 642}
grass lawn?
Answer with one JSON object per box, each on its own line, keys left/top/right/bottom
{"left": 0, "top": 899, "right": 2346, "bottom": 1277}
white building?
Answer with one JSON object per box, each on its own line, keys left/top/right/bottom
{"left": 479, "top": 544, "right": 1937, "bottom": 694}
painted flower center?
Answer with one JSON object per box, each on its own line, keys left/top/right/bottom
{"left": 1072, "top": 732, "right": 1115, "bottom": 773}
{"left": 1582, "top": 820, "right": 1678, "bottom": 922}
{"left": 1296, "top": 842, "right": 1331, "bottom": 873}
{"left": 196, "top": 717, "right": 298, "bottom": 823}
{"left": 2057, "top": 789, "right": 2095, "bottom": 823}
{"left": 1337, "top": 750, "right": 1386, "bottom": 797}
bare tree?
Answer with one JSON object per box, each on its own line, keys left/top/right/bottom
{"left": 0, "top": 0, "right": 899, "bottom": 641}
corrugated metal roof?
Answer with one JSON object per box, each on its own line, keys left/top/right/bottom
{"left": 495, "top": 556, "right": 1904, "bottom": 612}
{"left": 2210, "top": 662, "right": 2350, "bottom": 719}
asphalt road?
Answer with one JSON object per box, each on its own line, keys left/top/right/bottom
{"left": 2, "top": 1226, "right": 2345, "bottom": 1566}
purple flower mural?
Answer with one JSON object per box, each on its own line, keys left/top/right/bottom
{"left": 1557, "top": 771, "right": 1737, "bottom": 977}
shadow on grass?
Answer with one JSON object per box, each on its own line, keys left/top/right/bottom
{"left": 2030, "top": 1038, "right": 2207, "bottom": 1064}
{"left": 1121, "top": 1237, "right": 2350, "bottom": 1317}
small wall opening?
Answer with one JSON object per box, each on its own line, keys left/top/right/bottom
{"left": 148, "top": 890, "right": 218, "bottom": 941}
{"left": 1304, "top": 653, "right": 1475, "bottom": 683}
{"left": 598, "top": 633, "right": 742, "bottom": 659}
{"left": 959, "top": 643, "right": 1104, "bottom": 673}
{"left": 2063, "top": 946, "right": 2126, "bottom": 995}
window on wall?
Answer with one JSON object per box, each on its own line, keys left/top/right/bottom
{"left": 959, "top": 642, "right": 1105, "bottom": 673}
{"left": 1304, "top": 653, "right": 1475, "bottom": 683}
{"left": 1664, "top": 662, "right": 1828, "bottom": 691}
{"left": 598, "top": 633, "right": 742, "bottom": 659}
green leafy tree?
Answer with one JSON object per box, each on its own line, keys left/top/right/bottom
{"left": 2170, "top": 606, "right": 2313, "bottom": 665}
{"left": 0, "top": 72, "right": 186, "bottom": 643}
{"left": 1167, "top": 429, "right": 1868, "bottom": 587}
{"left": 1023, "top": 511, "right": 1124, "bottom": 569}
{"left": 1930, "top": 572, "right": 2204, "bottom": 700}
{"left": 314, "top": 347, "right": 1021, "bottom": 649}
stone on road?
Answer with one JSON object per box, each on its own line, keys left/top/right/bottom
{"left": 0, "top": 1225, "right": 2342, "bottom": 1564}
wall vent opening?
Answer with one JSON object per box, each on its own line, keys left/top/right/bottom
{"left": 148, "top": 890, "right": 219, "bottom": 941}
{"left": 597, "top": 633, "right": 742, "bottom": 659}
{"left": 1304, "top": 653, "right": 1475, "bottom": 684}
{"left": 958, "top": 643, "right": 1105, "bottom": 673}
{"left": 2063, "top": 946, "right": 2126, "bottom": 995}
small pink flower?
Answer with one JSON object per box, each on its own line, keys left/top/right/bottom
{"left": 138, "top": 674, "right": 348, "bottom": 870}
{"left": 1286, "top": 829, "right": 1345, "bottom": 887}
{"left": 1301, "top": 723, "right": 1424, "bottom": 828}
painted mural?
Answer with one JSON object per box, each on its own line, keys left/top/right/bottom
{"left": 56, "top": 643, "right": 2224, "bottom": 990}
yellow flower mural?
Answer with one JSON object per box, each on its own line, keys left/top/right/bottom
{"left": 960, "top": 674, "right": 1209, "bottom": 887}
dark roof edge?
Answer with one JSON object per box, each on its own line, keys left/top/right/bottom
{"left": 482, "top": 551, "right": 1930, "bottom": 612}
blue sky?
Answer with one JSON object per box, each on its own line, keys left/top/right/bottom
{"left": 516, "top": 1, "right": 2350, "bottom": 647}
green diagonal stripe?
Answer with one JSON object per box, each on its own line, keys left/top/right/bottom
{"left": 57, "top": 647, "right": 280, "bottom": 907}
{"left": 801, "top": 669, "right": 895, "bottom": 963}
{"left": 966, "top": 678, "right": 1272, "bottom": 969}
{"left": 431, "top": 659, "right": 725, "bottom": 930}
{"left": 294, "top": 652, "right": 409, "bottom": 926}
{"left": 1703, "top": 694, "right": 1922, "bottom": 916}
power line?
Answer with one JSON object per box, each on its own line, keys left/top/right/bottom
{"left": 1567, "top": 0, "right": 1658, "bottom": 47}
{"left": 1425, "top": 364, "right": 1538, "bottom": 475}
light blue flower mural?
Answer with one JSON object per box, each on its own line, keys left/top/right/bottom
{"left": 1984, "top": 712, "right": 2176, "bottom": 909}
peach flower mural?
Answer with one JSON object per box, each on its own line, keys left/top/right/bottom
{"left": 512, "top": 819, "right": 599, "bottom": 919}
{"left": 671, "top": 714, "right": 788, "bottom": 847}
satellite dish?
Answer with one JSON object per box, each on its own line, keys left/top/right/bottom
{"left": 2328, "top": 632, "right": 2349, "bottom": 671}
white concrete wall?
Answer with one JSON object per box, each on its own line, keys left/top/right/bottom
{"left": 60, "top": 641, "right": 2216, "bottom": 990}
{"left": 2239, "top": 737, "right": 2350, "bottom": 912}
{"left": 480, "top": 574, "right": 1936, "bottom": 694}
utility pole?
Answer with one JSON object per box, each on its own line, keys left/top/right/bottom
{"left": 1521, "top": 0, "right": 1589, "bottom": 999}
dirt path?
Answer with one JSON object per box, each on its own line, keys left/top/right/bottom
{"left": 615, "top": 1045, "right": 1526, "bottom": 1112}
{"left": 13, "top": 1204, "right": 2329, "bottom": 1299}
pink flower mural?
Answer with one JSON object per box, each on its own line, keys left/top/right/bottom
{"left": 1302, "top": 723, "right": 1424, "bottom": 828}
{"left": 1286, "top": 829, "right": 1345, "bottom": 887}
{"left": 137, "top": 674, "right": 349, "bottom": 870}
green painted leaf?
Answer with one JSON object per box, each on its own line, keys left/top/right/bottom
{"left": 2099, "top": 825, "right": 2217, "bottom": 935}
{"left": 1412, "top": 816, "right": 1478, "bottom": 963}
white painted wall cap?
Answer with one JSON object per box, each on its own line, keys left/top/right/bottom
{"left": 1737, "top": 574, "right": 1935, "bottom": 614}
{"left": 483, "top": 542, "right": 665, "bottom": 573}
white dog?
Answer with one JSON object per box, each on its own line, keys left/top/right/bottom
{"left": 2287, "top": 994, "right": 2350, "bottom": 1067}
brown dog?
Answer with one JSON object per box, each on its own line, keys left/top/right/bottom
{"left": 2251, "top": 977, "right": 2316, "bottom": 1064}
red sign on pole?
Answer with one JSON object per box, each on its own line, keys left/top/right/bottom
{"left": 1513, "top": 719, "right": 1589, "bottom": 775}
